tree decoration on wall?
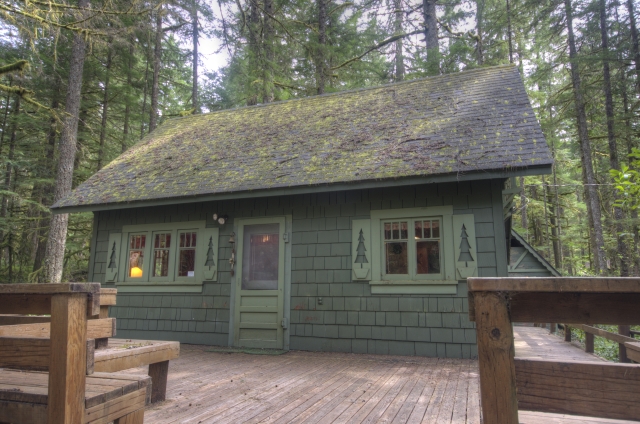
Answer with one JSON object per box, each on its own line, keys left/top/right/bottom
{"left": 108, "top": 242, "right": 117, "bottom": 270}
{"left": 354, "top": 229, "right": 369, "bottom": 268}
{"left": 458, "top": 224, "right": 474, "bottom": 266}
{"left": 205, "top": 236, "right": 215, "bottom": 268}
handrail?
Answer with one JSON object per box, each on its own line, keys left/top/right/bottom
{"left": 560, "top": 323, "right": 637, "bottom": 362}
{"left": 468, "top": 277, "right": 640, "bottom": 424}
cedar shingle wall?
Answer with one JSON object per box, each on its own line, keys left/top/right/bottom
{"left": 94, "top": 179, "right": 502, "bottom": 358}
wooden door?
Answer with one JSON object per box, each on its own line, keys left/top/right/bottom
{"left": 233, "top": 217, "right": 285, "bottom": 349}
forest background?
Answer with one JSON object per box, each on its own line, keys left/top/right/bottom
{"left": 0, "top": 0, "right": 639, "bottom": 284}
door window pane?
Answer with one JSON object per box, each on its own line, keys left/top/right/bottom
{"left": 128, "top": 235, "right": 146, "bottom": 278}
{"left": 178, "top": 232, "right": 197, "bottom": 277}
{"left": 242, "top": 223, "right": 279, "bottom": 290}
{"left": 152, "top": 233, "right": 171, "bottom": 277}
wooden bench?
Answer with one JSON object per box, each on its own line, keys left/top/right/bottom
{"left": 0, "top": 287, "right": 179, "bottom": 403}
{"left": 94, "top": 338, "right": 179, "bottom": 403}
{"left": 92, "top": 288, "right": 179, "bottom": 403}
{"left": 468, "top": 277, "right": 640, "bottom": 424}
{"left": 0, "top": 283, "right": 150, "bottom": 423}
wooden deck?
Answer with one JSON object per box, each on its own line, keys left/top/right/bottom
{"left": 513, "top": 325, "right": 604, "bottom": 362}
{"left": 115, "top": 327, "right": 634, "bottom": 423}
{"left": 129, "top": 345, "right": 481, "bottom": 423}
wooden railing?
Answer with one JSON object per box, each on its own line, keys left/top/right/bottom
{"left": 468, "top": 277, "right": 640, "bottom": 424}
{"left": 558, "top": 323, "right": 638, "bottom": 362}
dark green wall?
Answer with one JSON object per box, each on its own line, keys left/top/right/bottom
{"left": 93, "top": 179, "right": 507, "bottom": 358}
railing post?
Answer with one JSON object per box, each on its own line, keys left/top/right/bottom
{"left": 564, "top": 325, "right": 571, "bottom": 342}
{"left": 474, "top": 291, "right": 519, "bottom": 424}
{"left": 549, "top": 323, "right": 557, "bottom": 334}
{"left": 585, "top": 332, "right": 594, "bottom": 353}
{"left": 619, "top": 325, "right": 631, "bottom": 363}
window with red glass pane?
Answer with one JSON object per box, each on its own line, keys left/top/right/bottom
{"left": 415, "top": 220, "right": 441, "bottom": 275}
{"left": 128, "top": 234, "right": 146, "bottom": 278}
{"left": 178, "top": 232, "right": 197, "bottom": 277}
{"left": 152, "top": 233, "right": 171, "bottom": 277}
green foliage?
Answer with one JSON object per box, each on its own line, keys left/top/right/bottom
{"left": 611, "top": 149, "right": 640, "bottom": 210}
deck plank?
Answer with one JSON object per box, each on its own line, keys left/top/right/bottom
{"left": 122, "top": 326, "right": 631, "bottom": 424}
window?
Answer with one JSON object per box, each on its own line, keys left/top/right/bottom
{"left": 112, "top": 221, "right": 218, "bottom": 292}
{"left": 382, "top": 219, "right": 442, "bottom": 278}
{"left": 367, "top": 206, "right": 457, "bottom": 295}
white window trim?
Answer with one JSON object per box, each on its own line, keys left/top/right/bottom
{"left": 117, "top": 221, "right": 207, "bottom": 292}
{"left": 370, "top": 206, "right": 457, "bottom": 294}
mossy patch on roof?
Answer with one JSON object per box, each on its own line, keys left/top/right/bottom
{"left": 54, "top": 65, "right": 552, "bottom": 210}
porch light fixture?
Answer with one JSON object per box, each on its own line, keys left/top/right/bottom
{"left": 212, "top": 213, "right": 229, "bottom": 225}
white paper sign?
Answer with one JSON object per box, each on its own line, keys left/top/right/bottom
{"left": 188, "top": 271, "right": 195, "bottom": 277}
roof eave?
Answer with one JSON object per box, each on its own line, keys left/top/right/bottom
{"left": 51, "top": 163, "right": 552, "bottom": 214}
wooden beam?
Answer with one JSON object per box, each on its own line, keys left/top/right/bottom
{"left": 0, "top": 400, "right": 47, "bottom": 424}
{"left": 508, "top": 292, "right": 640, "bottom": 324}
{"left": 99, "top": 288, "right": 117, "bottom": 306}
{"left": 0, "top": 337, "right": 95, "bottom": 374}
{"left": 0, "top": 315, "right": 50, "bottom": 325}
{"left": 0, "top": 337, "right": 50, "bottom": 370}
{"left": 468, "top": 277, "right": 640, "bottom": 293}
{"left": 473, "top": 291, "right": 518, "bottom": 424}
{"left": 0, "top": 295, "right": 53, "bottom": 315}
{"left": 625, "top": 342, "right": 640, "bottom": 363}
{"left": 585, "top": 332, "right": 594, "bottom": 353}
{"left": 48, "top": 293, "right": 88, "bottom": 424}
{"left": 149, "top": 361, "right": 169, "bottom": 403}
{"left": 570, "top": 324, "right": 637, "bottom": 345}
{"left": 94, "top": 340, "right": 179, "bottom": 372}
{"left": 0, "top": 318, "right": 116, "bottom": 339}
{"left": 84, "top": 387, "right": 148, "bottom": 424}
{"left": 0, "top": 283, "right": 100, "bottom": 316}
{"left": 515, "top": 358, "right": 640, "bottom": 421}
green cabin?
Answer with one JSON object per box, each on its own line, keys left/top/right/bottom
{"left": 53, "top": 65, "right": 553, "bottom": 359}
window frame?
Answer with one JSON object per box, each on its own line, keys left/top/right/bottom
{"left": 370, "top": 206, "right": 456, "bottom": 294}
{"left": 381, "top": 217, "right": 444, "bottom": 281}
{"left": 118, "top": 221, "right": 206, "bottom": 290}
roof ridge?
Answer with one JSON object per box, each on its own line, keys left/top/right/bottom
{"left": 161, "top": 64, "right": 519, "bottom": 126}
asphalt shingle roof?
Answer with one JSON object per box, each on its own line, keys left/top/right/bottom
{"left": 53, "top": 65, "right": 552, "bottom": 211}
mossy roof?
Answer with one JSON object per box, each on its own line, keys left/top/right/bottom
{"left": 53, "top": 65, "right": 552, "bottom": 211}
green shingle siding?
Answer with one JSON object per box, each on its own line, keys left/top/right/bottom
{"left": 93, "top": 180, "right": 503, "bottom": 359}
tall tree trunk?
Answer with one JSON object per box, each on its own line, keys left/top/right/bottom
{"left": 43, "top": 0, "right": 89, "bottom": 283}
{"left": 627, "top": 0, "right": 640, "bottom": 94}
{"left": 149, "top": 7, "right": 162, "bottom": 132}
{"left": 32, "top": 89, "right": 60, "bottom": 278}
{"left": 316, "top": 0, "right": 327, "bottom": 94}
{"left": 140, "top": 33, "right": 151, "bottom": 138}
{"left": 476, "top": 0, "right": 485, "bottom": 65}
{"left": 394, "top": 0, "right": 405, "bottom": 81}
{"left": 263, "top": 0, "right": 275, "bottom": 101}
{"left": 422, "top": 0, "right": 438, "bottom": 75}
{"left": 192, "top": 0, "right": 200, "bottom": 113}
{"left": 97, "top": 46, "right": 112, "bottom": 171}
{"left": 600, "top": 0, "right": 629, "bottom": 275}
{"left": 0, "top": 96, "right": 19, "bottom": 266}
{"left": 621, "top": 67, "right": 640, "bottom": 275}
{"left": 564, "top": 0, "right": 607, "bottom": 274}
{"left": 123, "top": 44, "right": 134, "bottom": 153}
{"left": 506, "top": 0, "right": 513, "bottom": 64}
{"left": 246, "top": 0, "right": 261, "bottom": 106}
